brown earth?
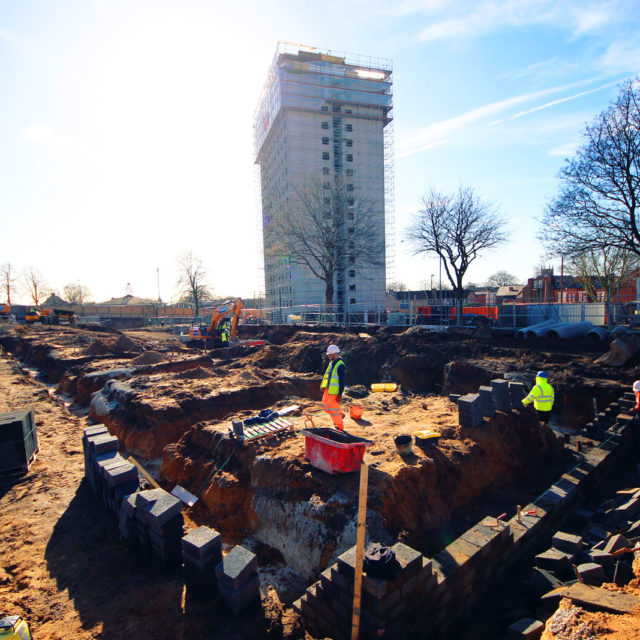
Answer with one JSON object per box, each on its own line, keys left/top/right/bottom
{"left": 2, "top": 322, "right": 640, "bottom": 637}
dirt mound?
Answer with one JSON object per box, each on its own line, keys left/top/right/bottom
{"left": 86, "top": 339, "right": 111, "bottom": 355}
{"left": 114, "top": 334, "right": 136, "bottom": 352}
{"left": 132, "top": 350, "right": 164, "bottom": 365}
{"left": 175, "top": 366, "right": 214, "bottom": 379}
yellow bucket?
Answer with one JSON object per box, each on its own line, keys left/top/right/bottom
{"left": 371, "top": 383, "right": 397, "bottom": 393}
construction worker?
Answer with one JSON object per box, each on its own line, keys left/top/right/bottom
{"left": 633, "top": 380, "right": 640, "bottom": 413}
{"left": 522, "top": 371, "right": 555, "bottom": 427}
{"left": 321, "top": 344, "right": 346, "bottom": 430}
{"left": 219, "top": 319, "right": 230, "bottom": 347}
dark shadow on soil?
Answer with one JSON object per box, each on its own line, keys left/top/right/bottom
{"left": 44, "top": 479, "right": 284, "bottom": 639}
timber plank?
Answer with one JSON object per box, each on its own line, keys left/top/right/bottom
{"left": 542, "top": 583, "right": 640, "bottom": 613}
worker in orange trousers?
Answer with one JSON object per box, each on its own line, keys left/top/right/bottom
{"left": 321, "top": 344, "right": 346, "bottom": 430}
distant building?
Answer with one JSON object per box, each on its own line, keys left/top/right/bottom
{"left": 496, "top": 285, "right": 524, "bottom": 303}
{"left": 254, "top": 42, "right": 393, "bottom": 311}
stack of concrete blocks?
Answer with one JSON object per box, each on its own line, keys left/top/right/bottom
{"left": 457, "top": 393, "right": 484, "bottom": 428}
{"left": 82, "top": 425, "right": 139, "bottom": 514}
{"left": 119, "top": 488, "right": 184, "bottom": 570}
{"left": 182, "top": 526, "right": 222, "bottom": 601}
{"left": 429, "top": 516, "right": 513, "bottom": 634}
{"left": 491, "top": 379, "right": 512, "bottom": 413}
{"left": 478, "top": 385, "right": 496, "bottom": 418}
{"left": 215, "top": 545, "right": 260, "bottom": 614}
{"left": 508, "top": 381, "right": 526, "bottom": 407}
{"left": 294, "top": 542, "right": 434, "bottom": 639}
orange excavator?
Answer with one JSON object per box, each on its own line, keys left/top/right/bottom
{"left": 183, "top": 298, "right": 243, "bottom": 348}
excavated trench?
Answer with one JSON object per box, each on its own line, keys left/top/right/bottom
{"left": 0, "top": 324, "right": 635, "bottom": 587}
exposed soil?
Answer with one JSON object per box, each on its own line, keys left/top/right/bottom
{"left": 2, "top": 322, "right": 640, "bottom": 637}
{"left": 0, "top": 348, "right": 300, "bottom": 639}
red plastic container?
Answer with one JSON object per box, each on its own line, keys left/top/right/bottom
{"left": 300, "top": 428, "right": 372, "bottom": 474}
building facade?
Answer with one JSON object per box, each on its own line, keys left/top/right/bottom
{"left": 254, "top": 42, "right": 393, "bottom": 313}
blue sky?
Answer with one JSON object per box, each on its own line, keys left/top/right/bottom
{"left": 1, "top": 0, "right": 639, "bottom": 303}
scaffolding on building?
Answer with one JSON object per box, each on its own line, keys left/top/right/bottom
{"left": 254, "top": 42, "right": 394, "bottom": 313}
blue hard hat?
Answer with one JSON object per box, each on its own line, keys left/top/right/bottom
{"left": 537, "top": 371, "right": 547, "bottom": 378}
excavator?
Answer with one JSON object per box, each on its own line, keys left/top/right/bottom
{"left": 182, "top": 298, "right": 243, "bottom": 348}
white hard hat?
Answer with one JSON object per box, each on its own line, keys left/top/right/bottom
{"left": 633, "top": 380, "right": 640, "bottom": 393}
{"left": 326, "top": 344, "right": 340, "bottom": 355}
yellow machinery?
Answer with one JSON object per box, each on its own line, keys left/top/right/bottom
{"left": 0, "top": 615, "right": 33, "bottom": 640}
{"left": 24, "top": 308, "right": 41, "bottom": 324}
{"left": 184, "top": 298, "right": 243, "bottom": 347}
{"left": 40, "top": 308, "right": 77, "bottom": 325}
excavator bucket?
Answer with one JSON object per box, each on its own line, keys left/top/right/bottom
{"left": 594, "top": 332, "right": 640, "bottom": 367}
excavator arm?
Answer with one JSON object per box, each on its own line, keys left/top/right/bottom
{"left": 207, "top": 298, "right": 243, "bottom": 338}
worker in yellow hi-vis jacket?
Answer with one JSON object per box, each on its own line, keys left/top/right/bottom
{"left": 522, "top": 371, "right": 555, "bottom": 427}
{"left": 320, "top": 344, "right": 346, "bottom": 430}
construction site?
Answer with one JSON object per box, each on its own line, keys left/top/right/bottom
{"left": 2, "top": 316, "right": 640, "bottom": 640}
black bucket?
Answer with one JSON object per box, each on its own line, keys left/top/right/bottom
{"left": 394, "top": 434, "right": 413, "bottom": 455}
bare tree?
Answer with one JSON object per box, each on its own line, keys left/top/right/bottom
{"left": 486, "top": 270, "right": 518, "bottom": 287}
{"left": 388, "top": 281, "right": 408, "bottom": 292}
{"left": 543, "top": 78, "right": 640, "bottom": 257}
{"left": 22, "top": 267, "right": 50, "bottom": 306}
{"left": 63, "top": 283, "right": 93, "bottom": 309}
{"left": 566, "top": 247, "right": 639, "bottom": 327}
{"left": 175, "top": 251, "right": 212, "bottom": 319}
{"left": 265, "top": 177, "right": 385, "bottom": 309}
{"left": 406, "top": 186, "right": 508, "bottom": 319}
{"left": 1, "top": 262, "right": 16, "bottom": 304}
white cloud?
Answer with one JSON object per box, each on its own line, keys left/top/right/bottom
{"left": 22, "top": 123, "right": 88, "bottom": 154}
{"left": 398, "top": 78, "right": 603, "bottom": 159}
{"left": 501, "top": 79, "right": 622, "bottom": 122}
{"left": 414, "top": 0, "right": 624, "bottom": 42}
{"left": 548, "top": 141, "right": 580, "bottom": 157}
{"left": 599, "top": 38, "right": 640, "bottom": 73}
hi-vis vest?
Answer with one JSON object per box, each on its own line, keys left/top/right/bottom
{"left": 221, "top": 328, "right": 229, "bottom": 342}
{"left": 321, "top": 359, "right": 345, "bottom": 395}
{"left": 523, "top": 377, "right": 554, "bottom": 411}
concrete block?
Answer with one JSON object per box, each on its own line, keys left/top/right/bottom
{"left": 215, "top": 545, "right": 258, "bottom": 591}
{"left": 588, "top": 549, "right": 614, "bottom": 568}
{"left": 391, "top": 543, "right": 423, "bottom": 577}
{"left": 148, "top": 513, "right": 184, "bottom": 537}
{"left": 105, "top": 462, "right": 138, "bottom": 487}
{"left": 146, "top": 491, "right": 183, "bottom": 526}
{"left": 83, "top": 424, "right": 108, "bottom": 439}
{"left": 136, "top": 488, "right": 167, "bottom": 507}
{"left": 524, "top": 567, "right": 563, "bottom": 598}
{"left": 614, "top": 560, "right": 634, "bottom": 587}
{"left": 626, "top": 518, "right": 640, "bottom": 538}
{"left": 552, "top": 532, "right": 583, "bottom": 555}
{"left": 604, "top": 533, "right": 631, "bottom": 555}
{"left": 616, "top": 495, "right": 640, "bottom": 520}
{"left": 182, "top": 526, "right": 222, "bottom": 562}
{"left": 507, "top": 617, "right": 544, "bottom": 639}
{"left": 90, "top": 434, "right": 119, "bottom": 454}
{"left": 576, "top": 563, "right": 606, "bottom": 586}
{"left": 336, "top": 547, "right": 357, "bottom": 578}
{"left": 534, "top": 548, "right": 570, "bottom": 575}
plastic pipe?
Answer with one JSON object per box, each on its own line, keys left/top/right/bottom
{"left": 545, "top": 321, "right": 593, "bottom": 339}
{"left": 586, "top": 327, "right": 609, "bottom": 342}
{"left": 515, "top": 319, "right": 557, "bottom": 339}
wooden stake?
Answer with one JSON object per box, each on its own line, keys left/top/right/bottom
{"left": 128, "top": 455, "right": 161, "bottom": 489}
{"left": 351, "top": 462, "right": 369, "bottom": 640}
